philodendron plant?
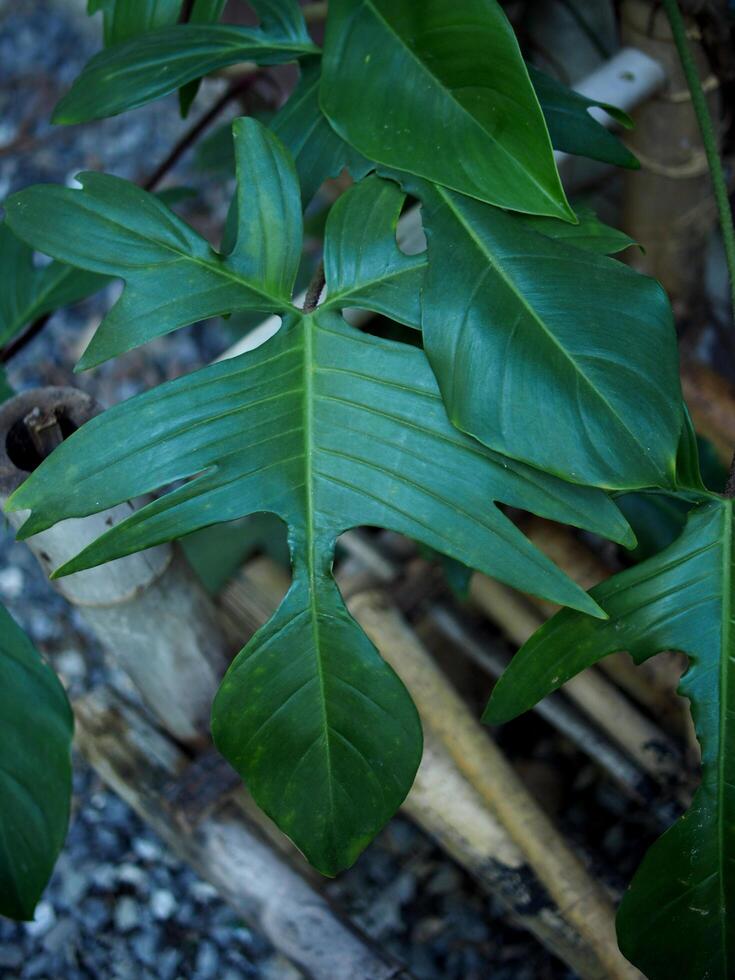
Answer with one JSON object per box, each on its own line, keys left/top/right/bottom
{"left": 1, "top": 0, "right": 732, "bottom": 976}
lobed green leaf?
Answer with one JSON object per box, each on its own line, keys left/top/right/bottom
{"left": 6, "top": 120, "right": 640, "bottom": 874}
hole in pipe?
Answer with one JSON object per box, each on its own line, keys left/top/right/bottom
{"left": 6, "top": 409, "right": 78, "bottom": 472}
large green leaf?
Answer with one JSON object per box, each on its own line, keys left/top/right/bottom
{"left": 0, "top": 605, "right": 73, "bottom": 920}
{"left": 53, "top": 8, "right": 318, "bottom": 124}
{"left": 271, "top": 59, "right": 371, "bottom": 205}
{"left": 484, "top": 498, "right": 735, "bottom": 979}
{"left": 5, "top": 119, "right": 637, "bottom": 874}
{"left": 528, "top": 66, "right": 639, "bottom": 170}
{"left": 0, "top": 223, "right": 108, "bottom": 348}
{"left": 320, "top": 0, "right": 573, "bottom": 220}
{"left": 89, "top": 0, "right": 182, "bottom": 45}
{"left": 413, "top": 180, "right": 682, "bottom": 490}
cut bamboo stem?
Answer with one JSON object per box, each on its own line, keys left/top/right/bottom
{"left": 345, "top": 587, "right": 641, "bottom": 980}
{"left": 338, "top": 529, "right": 668, "bottom": 810}
{"left": 468, "top": 573, "right": 686, "bottom": 793}
{"left": 518, "top": 517, "right": 693, "bottom": 740}
{"left": 0, "top": 388, "right": 228, "bottom": 745}
{"left": 73, "top": 687, "right": 411, "bottom": 980}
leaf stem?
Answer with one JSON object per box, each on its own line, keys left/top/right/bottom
{"left": 143, "top": 72, "right": 257, "bottom": 191}
{"left": 662, "top": 0, "right": 735, "bottom": 320}
{"left": 303, "top": 261, "right": 325, "bottom": 313}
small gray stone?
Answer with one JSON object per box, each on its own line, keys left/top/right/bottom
{"left": 42, "top": 917, "right": 78, "bottom": 954}
{"left": 114, "top": 896, "right": 139, "bottom": 933}
{"left": 157, "top": 947, "right": 182, "bottom": 980}
{"left": 150, "top": 888, "right": 176, "bottom": 920}
{"left": 91, "top": 863, "right": 117, "bottom": 890}
{"left": 260, "top": 954, "right": 303, "bottom": 980}
{"left": 131, "top": 927, "right": 160, "bottom": 967}
{"left": 194, "top": 940, "right": 219, "bottom": 979}
{"left": 133, "top": 838, "right": 162, "bottom": 863}
{"left": 116, "top": 863, "right": 147, "bottom": 891}
{"left": 0, "top": 945, "right": 23, "bottom": 969}
{"left": 25, "top": 900, "right": 56, "bottom": 937}
{"left": 189, "top": 880, "right": 218, "bottom": 903}
{"left": 81, "top": 896, "right": 110, "bottom": 931}
{"left": 0, "top": 566, "right": 23, "bottom": 598}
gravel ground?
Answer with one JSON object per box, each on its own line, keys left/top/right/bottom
{"left": 0, "top": 2, "right": 663, "bottom": 978}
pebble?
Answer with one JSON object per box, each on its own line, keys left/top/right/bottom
{"left": 114, "top": 896, "right": 139, "bottom": 933}
{"left": 25, "top": 901, "right": 56, "bottom": 938}
{"left": 150, "top": 888, "right": 176, "bottom": 921}
{"left": 0, "top": 945, "right": 23, "bottom": 969}
{"left": 194, "top": 939, "right": 220, "bottom": 979}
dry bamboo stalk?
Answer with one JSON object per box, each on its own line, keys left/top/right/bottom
{"left": 73, "top": 688, "right": 411, "bottom": 980}
{"left": 405, "top": 728, "right": 608, "bottom": 980}
{"left": 518, "top": 517, "right": 691, "bottom": 736}
{"left": 220, "top": 563, "right": 618, "bottom": 978}
{"left": 469, "top": 574, "right": 685, "bottom": 792}
{"left": 338, "top": 530, "right": 665, "bottom": 808}
{"left": 0, "top": 388, "right": 227, "bottom": 745}
{"left": 346, "top": 588, "right": 642, "bottom": 980}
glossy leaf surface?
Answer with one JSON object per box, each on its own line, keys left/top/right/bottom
{"left": 6, "top": 121, "right": 638, "bottom": 874}
{"left": 53, "top": 10, "right": 317, "bottom": 123}
{"left": 528, "top": 66, "right": 639, "bottom": 170}
{"left": 0, "top": 223, "right": 108, "bottom": 348}
{"left": 485, "top": 499, "right": 735, "bottom": 980}
{"left": 415, "top": 181, "right": 682, "bottom": 490}
{"left": 90, "top": 0, "right": 182, "bottom": 45}
{"left": 321, "top": 0, "right": 573, "bottom": 219}
{"left": 520, "top": 206, "right": 637, "bottom": 255}
{"left": 0, "top": 605, "right": 73, "bottom": 920}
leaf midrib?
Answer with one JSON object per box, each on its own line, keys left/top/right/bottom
{"left": 66, "top": 194, "right": 293, "bottom": 314}
{"left": 434, "top": 184, "right": 664, "bottom": 478}
{"left": 301, "top": 313, "right": 337, "bottom": 844}
{"left": 322, "top": 259, "right": 426, "bottom": 313}
{"left": 360, "top": 0, "right": 564, "bottom": 213}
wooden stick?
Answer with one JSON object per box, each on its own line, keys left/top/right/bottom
{"left": 468, "top": 574, "right": 687, "bottom": 793}
{"left": 518, "top": 517, "right": 693, "bottom": 741}
{"left": 346, "top": 587, "right": 642, "bottom": 980}
{"left": 339, "top": 529, "right": 667, "bottom": 809}
{"left": 73, "top": 688, "right": 411, "bottom": 980}
{"left": 621, "top": 0, "right": 720, "bottom": 310}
